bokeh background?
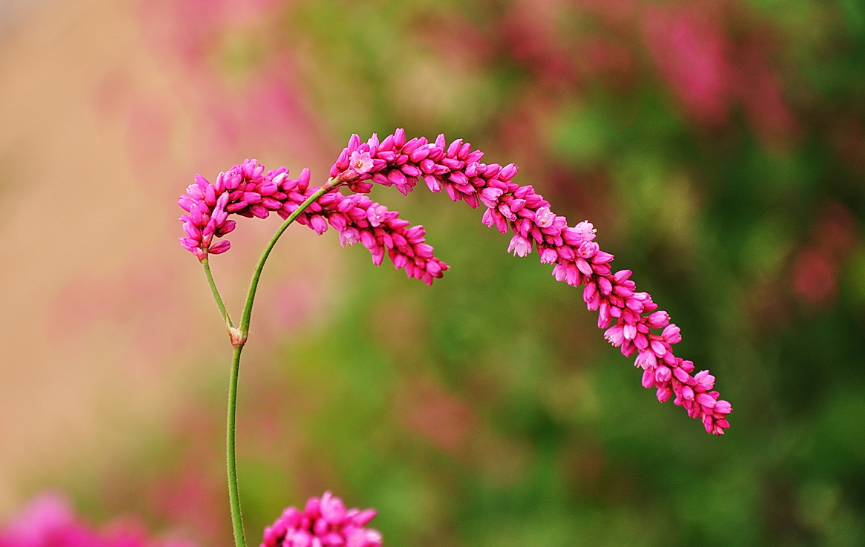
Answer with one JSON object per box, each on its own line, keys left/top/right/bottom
{"left": 1, "top": 0, "right": 864, "bottom": 545}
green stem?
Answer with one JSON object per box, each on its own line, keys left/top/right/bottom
{"left": 202, "top": 257, "right": 234, "bottom": 329}
{"left": 227, "top": 343, "right": 246, "bottom": 547}
{"left": 238, "top": 180, "right": 338, "bottom": 336}
{"left": 223, "top": 178, "right": 339, "bottom": 547}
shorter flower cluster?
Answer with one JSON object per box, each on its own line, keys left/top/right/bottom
{"left": 178, "top": 159, "right": 301, "bottom": 260}
{"left": 261, "top": 492, "right": 381, "bottom": 547}
{"left": 178, "top": 161, "right": 447, "bottom": 284}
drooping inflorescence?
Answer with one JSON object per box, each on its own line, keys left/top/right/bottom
{"left": 328, "top": 129, "right": 732, "bottom": 435}
{"left": 178, "top": 129, "right": 731, "bottom": 434}
{"left": 261, "top": 492, "right": 381, "bottom": 547}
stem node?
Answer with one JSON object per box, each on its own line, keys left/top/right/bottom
{"left": 229, "top": 326, "right": 248, "bottom": 347}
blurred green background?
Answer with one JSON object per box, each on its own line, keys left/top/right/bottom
{"left": 1, "top": 0, "right": 864, "bottom": 546}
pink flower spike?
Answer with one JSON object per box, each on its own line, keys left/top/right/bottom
{"left": 185, "top": 130, "right": 731, "bottom": 435}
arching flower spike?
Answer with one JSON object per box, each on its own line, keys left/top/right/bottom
{"left": 179, "top": 130, "right": 731, "bottom": 434}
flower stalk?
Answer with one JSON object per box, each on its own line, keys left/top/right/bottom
{"left": 201, "top": 257, "right": 233, "bottom": 330}
{"left": 226, "top": 343, "right": 245, "bottom": 547}
{"left": 194, "top": 177, "right": 341, "bottom": 547}
{"left": 238, "top": 180, "right": 339, "bottom": 338}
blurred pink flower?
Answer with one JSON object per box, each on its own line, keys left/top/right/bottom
{"left": 790, "top": 201, "right": 861, "bottom": 308}
{"left": 643, "top": 4, "right": 733, "bottom": 126}
{"left": 736, "top": 37, "right": 798, "bottom": 143}
{"left": 0, "top": 494, "right": 192, "bottom": 547}
{"left": 643, "top": 2, "right": 798, "bottom": 141}
{"left": 791, "top": 248, "right": 837, "bottom": 307}
{"left": 134, "top": 0, "right": 333, "bottom": 169}
{"left": 397, "top": 375, "right": 478, "bottom": 455}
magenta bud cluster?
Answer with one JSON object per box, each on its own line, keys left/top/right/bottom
{"left": 178, "top": 159, "right": 307, "bottom": 260}
{"left": 261, "top": 492, "right": 381, "bottom": 547}
{"left": 327, "top": 129, "right": 731, "bottom": 434}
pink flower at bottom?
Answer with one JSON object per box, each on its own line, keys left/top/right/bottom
{"left": 262, "top": 492, "right": 381, "bottom": 547}
{"left": 0, "top": 494, "right": 192, "bottom": 547}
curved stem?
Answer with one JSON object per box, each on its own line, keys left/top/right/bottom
{"left": 223, "top": 179, "right": 339, "bottom": 547}
{"left": 202, "top": 257, "right": 234, "bottom": 329}
{"left": 227, "top": 343, "right": 246, "bottom": 547}
{"left": 238, "top": 180, "right": 338, "bottom": 336}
